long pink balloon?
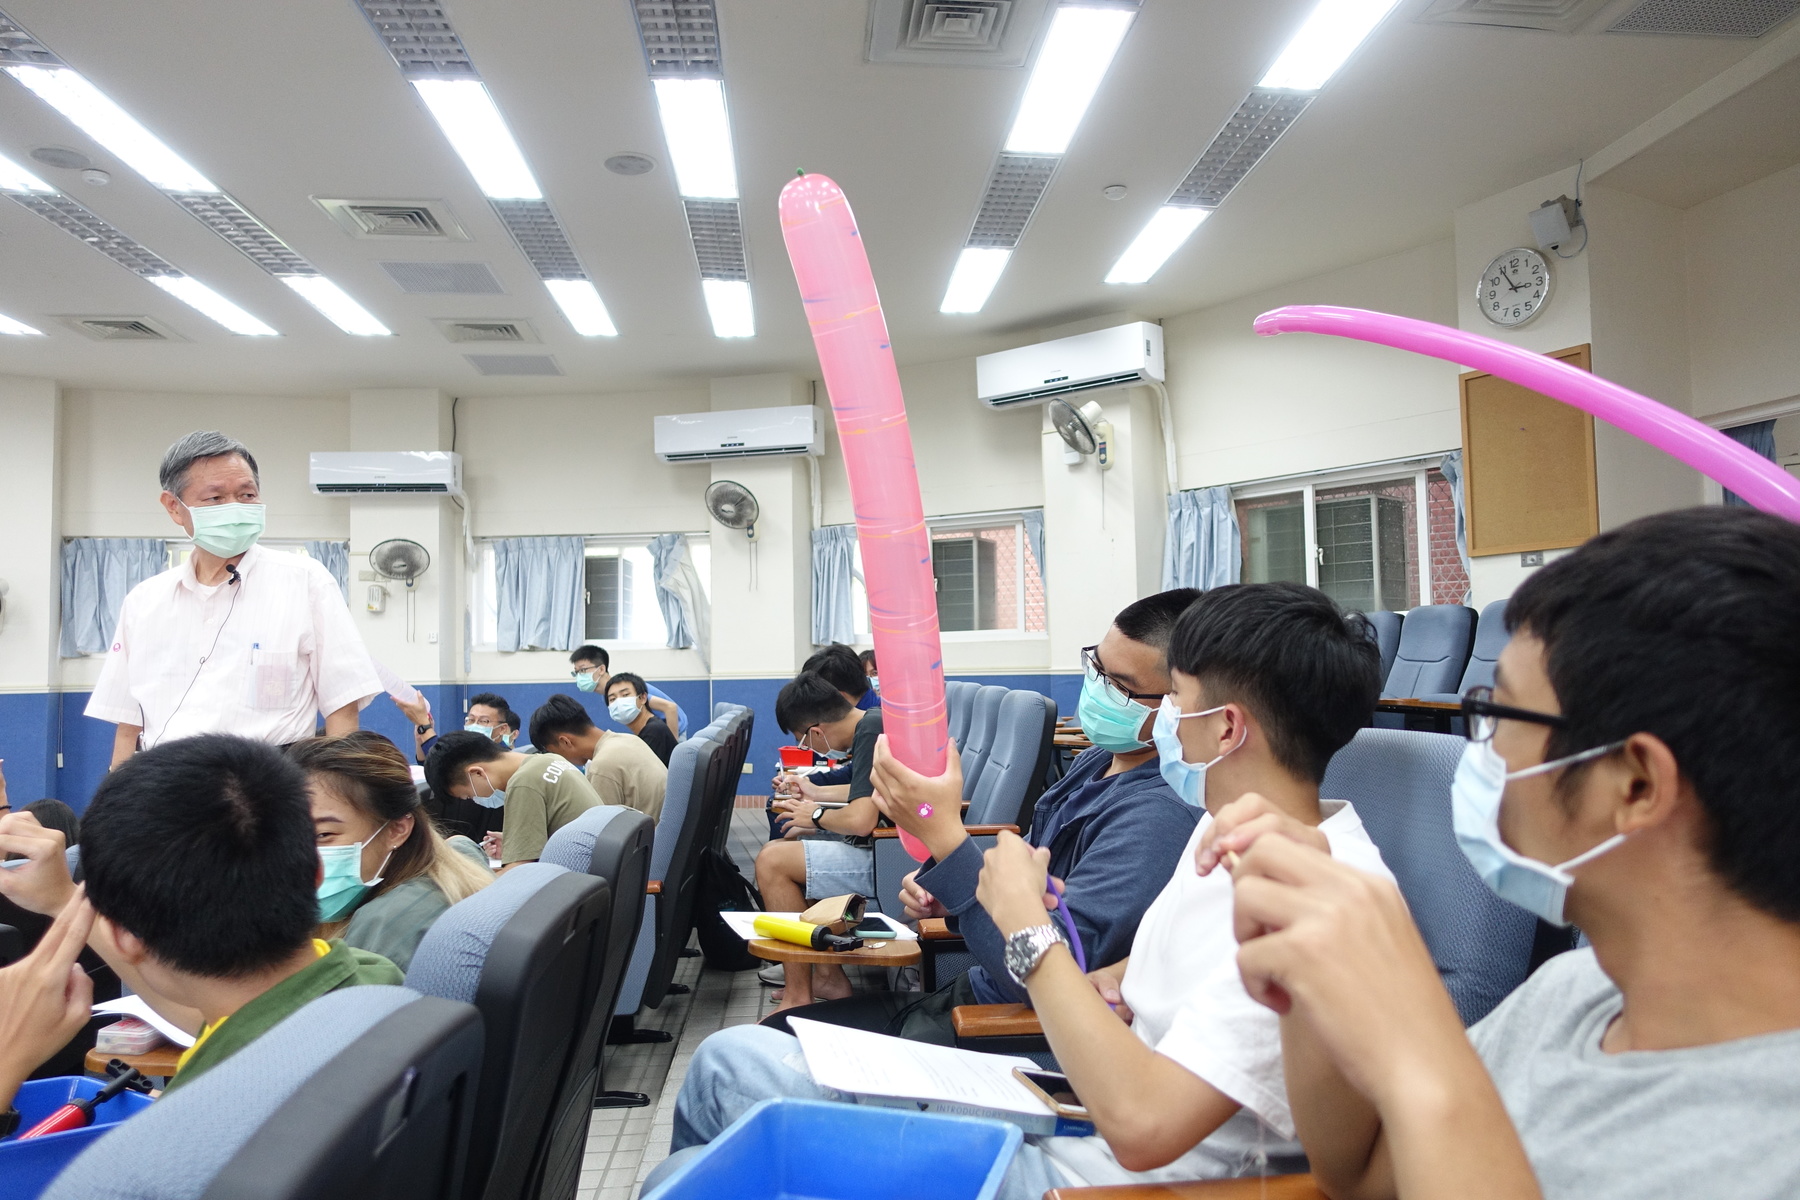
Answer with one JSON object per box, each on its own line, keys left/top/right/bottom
{"left": 1254, "top": 306, "right": 1800, "bottom": 521}
{"left": 780, "top": 173, "right": 946, "bottom": 862}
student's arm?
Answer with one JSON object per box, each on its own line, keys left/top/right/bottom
{"left": 0, "top": 892, "right": 96, "bottom": 1112}
{"left": 1231, "top": 835, "right": 1541, "bottom": 1200}
{"left": 499, "top": 775, "right": 550, "bottom": 866}
{"left": 978, "top": 834, "right": 1238, "bottom": 1171}
{"left": 322, "top": 701, "right": 360, "bottom": 737}
{"left": 110, "top": 723, "right": 141, "bottom": 769}
{"left": 647, "top": 695, "right": 679, "bottom": 729}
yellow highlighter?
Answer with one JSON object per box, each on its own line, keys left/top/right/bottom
{"left": 753, "top": 914, "right": 862, "bottom": 952}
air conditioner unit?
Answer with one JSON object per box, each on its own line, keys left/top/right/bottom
{"left": 308, "top": 451, "right": 463, "bottom": 496}
{"left": 653, "top": 406, "right": 823, "bottom": 463}
{"left": 976, "top": 321, "right": 1164, "bottom": 409}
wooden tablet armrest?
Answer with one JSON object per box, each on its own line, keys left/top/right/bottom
{"left": 951, "top": 1003, "right": 1043, "bottom": 1039}
{"left": 1045, "top": 1176, "right": 1325, "bottom": 1200}
{"left": 646, "top": 880, "right": 661, "bottom": 894}
{"left": 917, "top": 918, "right": 961, "bottom": 941}
{"left": 874, "top": 824, "right": 1017, "bottom": 839}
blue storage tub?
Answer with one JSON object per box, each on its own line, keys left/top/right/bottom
{"left": 0, "top": 1076, "right": 154, "bottom": 1200}
{"left": 643, "top": 1098, "right": 1022, "bottom": 1200}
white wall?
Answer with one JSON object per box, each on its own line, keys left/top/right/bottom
{"left": 1685, "top": 161, "right": 1800, "bottom": 416}
{"left": 0, "top": 376, "right": 61, "bottom": 694}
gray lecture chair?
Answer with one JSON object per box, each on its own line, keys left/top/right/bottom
{"left": 1420, "top": 598, "right": 1510, "bottom": 703}
{"left": 958, "top": 685, "right": 1008, "bottom": 802}
{"left": 407, "top": 862, "right": 610, "bottom": 1200}
{"left": 1321, "top": 727, "right": 1538, "bottom": 1024}
{"left": 1381, "top": 604, "right": 1478, "bottom": 699}
{"left": 1363, "top": 609, "right": 1404, "bottom": 680}
{"left": 946, "top": 681, "right": 979, "bottom": 748}
{"left": 44, "top": 987, "right": 483, "bottom": 1200}
{"left": 540, "top": 804, "right": 655, "bottom": 1111}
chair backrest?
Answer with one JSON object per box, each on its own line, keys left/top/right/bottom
{"left": 645, "top": 732, "right": 724, "bottom": 1010}
{"left": 45, "top": 988, "right": 483, "bottom": 1200}
{"left": 1320, "top": 728, "right": 1537, "bottom": 1025}
{"left": 946, "top": 681, "right": 978, "bottom": 748}
{"left": 1381, "top": 605, "right": 1478, "bottom": 699}
{"left": 407, "top": 863, "right": 610, "bottom": 1200}
{"left": 966, "top": 690, "right": 1058, "bottom": 826}
{"left": 1363, "top": 610, "right": 1404, "bottom": 681}
{"left": 958, "top": 685, "right": 1008, "bottom": 802}
{"left": 1458, "top": 599, "right": 1510, "bottom": 694}
{"left": 708, "top": 706, "right": 756, "bottom": 856}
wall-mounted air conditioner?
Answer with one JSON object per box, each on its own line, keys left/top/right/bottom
{"left": 976, "top": 321, "right": 1164, "bottom": 409}
{"left": 309, "top": 451, "right": 463, "bottom": 496}
{"left": 653, "top": 406, "right": 823, "bottom": 463}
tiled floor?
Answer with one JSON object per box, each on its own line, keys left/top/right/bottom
{"left": 578, "top": 807, "right": 903, "bottom": 1199}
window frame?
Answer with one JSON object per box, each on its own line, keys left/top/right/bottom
{"left": 470, "top": 532, "right": 711, "bottom": 652}
{"left": 848, "top": 507, "right": 1048, "bottom": 644}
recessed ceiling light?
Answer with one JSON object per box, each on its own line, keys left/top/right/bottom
{"left": 1003, "top": 5, "right": 1137, "bottom": 156}
{"left": 29, "top": 145, "right": 88, "bottom": 170}
{"left": 940, "top": 247, "right": 1013, "bottom": 313}
{"left": 0, "top": 311, "right": 44, "bottom": 335}
{"left": 1258, "top": 0, "right": 1400, "bottom": 92}
{"left": 411, "top": 79, "right": 543, "bottom": 200}
{"left": 144, "top": 275, "right": 278, "bottom": 336}
{"left": 543, "top": 278, "right": 618, "bottom": 337}
{"left": 281, "top": 276, "right": 392, "bottom": 337}
{"left": 605, "top": 153, "right": 657, "bottom": 176}
{"left": 1105, "top": 205, "right": 1209, "bottom": 285}
{"left": 701, "top": 279, "right": 754, "bottom": 338}
{"left": 5, "top": 65, "right": 217, "bottom": 192}
{"left": 652, "top": 78, "right": 739, "bottom": 200}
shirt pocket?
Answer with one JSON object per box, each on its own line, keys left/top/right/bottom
{"left": 250, "top": 649, "right": 299, "bottom": 710}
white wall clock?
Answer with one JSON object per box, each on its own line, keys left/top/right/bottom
{"left": 1477, "top": 247, "right": 1551, "bottom": 327}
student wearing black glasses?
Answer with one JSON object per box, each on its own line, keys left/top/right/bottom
{"left": 1223, "top": 507, "right": 1800, "bottom": 1200}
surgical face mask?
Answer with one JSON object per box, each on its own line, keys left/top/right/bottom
{"left": 316, "top": 822, "right": 392, "bottom": 922}
{"left": 574, "top": 669, "right": 600, "bottom": 694}
{"left": 868, "top": 675, "right": 880, "bottom": 693}
{"left": 469, "top": 770, "right": 507, "bottom": 810}
{"left": 1451, "top": 738, "right": 1626, "bottom": 927}
{"left": 464, "top": 722, "right": 497, "bottom": 739}
{"left": 804, "top": 728, "right": 848, "bottom": 763}
{"left": 608, "top": 696, "right": 642, "bottom": 725}
{"left": 183, "top": 501, "right": 265, "bottom": 559}
{"left": 1076, "top": 669, "right": 1153, "bottom": 753}
{"left": 1151, "top": 697, "right": 1240, "bottom": 808}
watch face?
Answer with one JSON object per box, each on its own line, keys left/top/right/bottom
{"left": 1479, "top": 248, "right": 1550, "bottom": 327}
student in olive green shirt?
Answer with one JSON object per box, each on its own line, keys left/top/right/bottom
{"left": 30, "top": 734, "right": 408, "bottom": 1093}
{"left": 529, "top": 694, "right": 668, "bottom": 821}
{"left": 426, "top": 731, "right": 605, "bottom": 869}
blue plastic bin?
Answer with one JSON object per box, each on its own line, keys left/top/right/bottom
{"left": 0, "top": 1076, "right": 155, "bottom": 1200}
{"left": 643, "top": 1099, "right": 1023, "bottom": 1200}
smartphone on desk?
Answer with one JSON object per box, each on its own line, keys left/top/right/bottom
{"left": 853, "top": 915, "right": 898, "bottom": 940}
{"left": 1012, "top": 1068, "right": 1089, "bottom": 1120}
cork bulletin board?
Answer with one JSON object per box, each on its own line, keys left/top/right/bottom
{"left": 1459, "top": 344, "right": 1599, "bottom": 556}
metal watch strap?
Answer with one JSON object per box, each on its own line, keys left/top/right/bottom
{"left": 1004, "top": 923, "right": 1068, "bottom": 988}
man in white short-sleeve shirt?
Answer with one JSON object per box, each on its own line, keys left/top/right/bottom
{"left": 86, "top": 431, "right": 381, "bottom": 765}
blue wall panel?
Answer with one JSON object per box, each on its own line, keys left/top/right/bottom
{"left": 0, "top": 691, "right": 58, "bottom": 804}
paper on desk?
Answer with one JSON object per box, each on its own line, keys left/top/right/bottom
{"left": 720, "top": 910, "right": 917, "bottom": 941}
{"left": 788, "top": 1017, "right": 1043, "bottom": 1116}
{"left": 93, "top": 994, "right": 196, "bottom": 1048}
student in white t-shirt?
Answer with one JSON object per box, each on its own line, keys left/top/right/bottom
{"left": 657, "top": 583, "right": 1392, "bottom": 1200}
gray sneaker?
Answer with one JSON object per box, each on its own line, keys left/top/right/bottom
{"left": 757, "top": 963, "right": 785, "bottom": 987}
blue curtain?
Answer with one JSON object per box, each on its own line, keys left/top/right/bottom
{"left": 1722, "top": 420, "right": 1777, "bottom": 508}
{"left": 1161, "top": 486, "right": 1240, "bottom": 590}
{"left": 1021, "top": 508, "right": 1045, "bottom": 584}
{"left": 60, "top": 538, "right": 167, "bottom": 658}
{"left": 493, "top": 536, "right": 585, "bottom": 652}
{"left": 305, "top": 540, "right": 350, "bottom": 602}
{"left": 1439, "top": 451, "right": 1473, "bottom": 601}
{"left": 649, "top": 533, "right": 711, "bottom": 670}
{"left": 810, "top": 524, "right": 858, "bottom": 646}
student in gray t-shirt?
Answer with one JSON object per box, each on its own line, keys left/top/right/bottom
{"left": 1218, "top": 508, "right": 1800, "bottom": 1200}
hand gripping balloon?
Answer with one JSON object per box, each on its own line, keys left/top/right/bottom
{"left": 780, "top": 173, "right": 948, "bottom": 861}
{"left": 1254, "top": 306, "right": 1800, "bottom": 522}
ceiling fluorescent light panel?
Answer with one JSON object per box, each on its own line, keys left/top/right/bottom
{"left": 412, "top": 79, "right": 542, "bottom": 199}
{"left": 0, "top": 150, "right": 53, "bottom": 193}
{"left": 701, "top": 278, "right": 754, "bottom": 338}
{"left": 281, "top": 276, "right": 392, "bottom": 336}
{"left": 544, "top": 278, "right": 618, "bottom": 337}
{"left": 941, "top": 246, "right": 1013, "bottom": 313}
{"left": 653, "top": 77, "right": 739, "bottom": 200}
{"left": 0, "top": 311, "right": 43, "bottom": 335}
{"left": 5, "top": 65, "right": 218, "bottom": 192}
{"left": 1003, "top": 4, "right": 1136, "bottom": 155}
{"left": 1106, "top": 205, "right": 1208, "bottom": 284}
{"left": 1258, "top": 0, "right": 1401, "bottom": 92}
{"left": 146, "top": 275, "right": 278, "bottom": 336}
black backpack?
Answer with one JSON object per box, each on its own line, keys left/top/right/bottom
{"left": 693, "top": 846, "right": 764, "bottom": 971}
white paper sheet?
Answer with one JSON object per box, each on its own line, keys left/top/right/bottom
{"left": 788, "top": 1017, "right": 1044, "bottom": 1116}
{"left": 720, "top": 910, "right": 918, "bottom": 941}
{"left": 93, "top": 994, "right": 197, "bottom": 1048}
{"left": 373, "top": 659, "right": 422, "bottom": 706}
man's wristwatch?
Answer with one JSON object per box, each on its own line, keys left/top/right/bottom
{"left": 416, "top": 723, "right": 434, "bottom": 736}
{"left": 1003, "top": 923, "right": 1068, "bottom": 988}
{"left": 811, "top": 805, "right": 828, "bottom": 828}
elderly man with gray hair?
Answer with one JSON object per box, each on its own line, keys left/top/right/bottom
{"left": 86, "top": 431, "right": 381, "bottom": 766}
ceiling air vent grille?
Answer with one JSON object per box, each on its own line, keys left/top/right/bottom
{"left": 868, "top": 0, "right": 1048, "bottom": 65}
{"left": 171, "top": 194, "right": 316, "bottom": 274}
{"left": 683, "top": 199, "right": 748, "bottom": 280}
{"left": 380, "top": 261, "right": 505, "bottom": 295}
{"left": 436, "top": 320, "right": 534, "bottom": 343}
{"left": 316, "top": 199, "right": 467, "bottom": 241}
{"left": 490, "top": 200, "right": 585, "bottom": 278}
{"left": 67, "top": 317, "right": 174, "bottom": 341}
{"left": 1607, "top": 0, "right": 1799, "bottom": 36}
{"left": 466, "top": 353, "right": 561, "bottom": 376}
{"left": 1416, "top": 0, "right": 1613, "bottom": 33}
{"left": 966, "top": 154, "right": 1059, "bottom": 249}
{"left": 907, "top": 2, "right": 1014, "bottom": 49}
{"left": 1168, "top": 89, "right": 1316, "bottom": 209}
{"left": 631, "top": 0, "right": 722, "bottom": 77}
{"left": 352, "top": 0, "right": 475, "bottom": 77}
{"left": 5, "top": 192, "right": 179, "bottom": 274}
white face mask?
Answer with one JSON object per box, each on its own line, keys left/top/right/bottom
{"left": 1451, "top": 738, "right": 1626, "bottom": 927}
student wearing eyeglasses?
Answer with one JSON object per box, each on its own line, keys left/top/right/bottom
{"left": 1226, "top": 507, "right": 1800, "bottom": 1200}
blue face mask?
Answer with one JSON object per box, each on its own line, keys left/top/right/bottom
{"left": 574, "top": 669, "right": 601, "bottom": 693}
{"left": 608, "top": 696, "right": 642, "bottom": 725}
{"left": 1452, "top": 739, "right": 1625, "bottom": 927}
{"left": 316, "top": 822, "right": 391, "bottom": 922}
{"left": 1075, "top": 670, "right": 1153, "bottom": 753}
{"left": 469, "top": 769, "right": 507, "bottom": 810}
{"left": 1151, "top": 697, "right": 1240, "bottom": 808}
{"left": 464, "top": 722, "right": 496, "bottom": 739}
